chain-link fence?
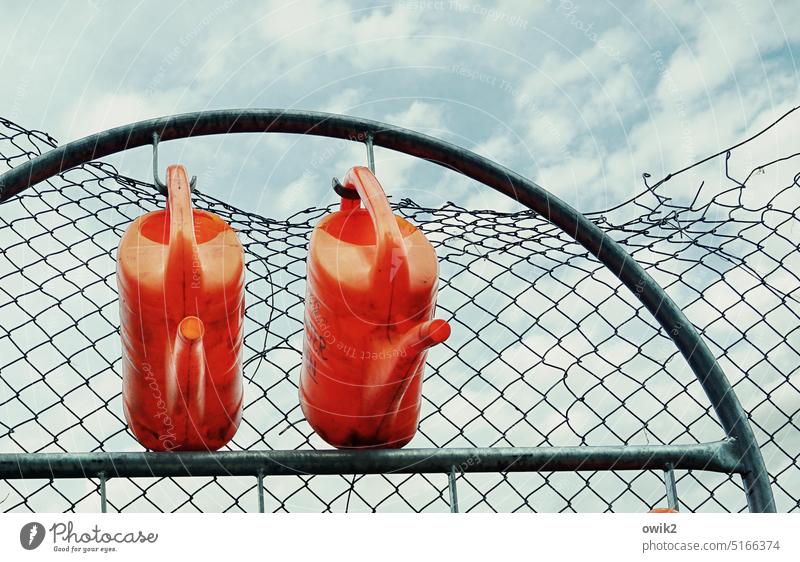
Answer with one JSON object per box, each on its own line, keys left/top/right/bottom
{"left": 0, "top": 110, "right": 798, "bottom": 513}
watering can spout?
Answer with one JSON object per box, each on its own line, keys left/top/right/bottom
{"left": 378, "top": 318, "right": 450, "bottom": 394}
{"left": 169, "top": 316, "right": 207, "bottom": 422}
{"left": 403, "top": 318, "right": 451, "bottom": 356}
{"left": 368, "top": 318, "right": 450, "bottom": 422}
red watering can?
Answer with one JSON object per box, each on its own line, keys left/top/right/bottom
{"left": 299, "top": 166, "right": 450, "bottom": 449}
{"left": 117, "top": 165, "right": 245, "bottom": 451}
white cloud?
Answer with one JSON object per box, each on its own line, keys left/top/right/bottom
{"left": 61, "top": 90, "right": 189, "bottom": 139}
{"left": 655, "top": 0, "right": 800, "bottom": 105}
{"left": 2, "top": 0, "right": 799, "bottom": 514}
{"left": 255, "top": 1, "right": 452, "bottom": 78}
{"left": 323, "top": 87, "right": 367, "bottom": 114}
{"left": 385, "top": 99, "right": 447, "bottom": 132}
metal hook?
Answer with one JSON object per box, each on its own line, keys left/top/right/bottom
{"left": 365, "top": 133, "right": 375, "bottom": 173}
{"left": 152, "top": 132, "right": 196, "bottom": 195}
{"left": 331, "top": 134, "right": 374, "bottom": 201}
{"left": 332, "top": 176, "right": 360, "bottom": 200}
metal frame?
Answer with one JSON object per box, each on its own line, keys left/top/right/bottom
{"left": 0, "top": 109, "right": 775, "bottom": 512}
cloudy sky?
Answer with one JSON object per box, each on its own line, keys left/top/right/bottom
{"left": 1, "top": 1, "right": 798, "bottom": 513}
{"left": 1, "top": 0, "right": 797, "bottom": 217}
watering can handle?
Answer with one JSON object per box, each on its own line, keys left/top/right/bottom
{"left": 165, "top": 166, "right": 206, "bottom": 422}
{"left": 165, "top": 165, "right": 201, "bottom": 298}
{"left": 339, "top": 166, "right": 408, "bottom": 286}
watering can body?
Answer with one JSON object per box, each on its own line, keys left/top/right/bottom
{"left": 117, "top": 165, "right": 245, "bottom": 451}
{"left": 299, "top": 166, "right": 450, "bottom": 449}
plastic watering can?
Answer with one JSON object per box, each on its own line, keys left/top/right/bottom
{"left": 299, "top": 166, "right": 450, "bottom": 449}
{"left": 117, "top": 165, "right": 245, "bottom": 451}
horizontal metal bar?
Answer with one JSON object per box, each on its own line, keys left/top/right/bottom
{"left": 0, "top": 441, "right": 741, "bottom": 480}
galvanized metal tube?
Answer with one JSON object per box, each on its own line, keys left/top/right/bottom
{"left": 448, "top": 465, "right": 459, "bottom": 513}
{"left": 366, "top": 133, "right": 375, "bottom": 173}
{"left": 257, "top": 471, "right": 265, "bottom": 513}
{"left": 0, "top": 109, "right": 774, "bottom": 511}
{"left": 664, "top": 463, "right": 679, "bottom": 511}
{"left": 99, "top": 471, "right": 107, "bottom": 513}
{"left": 0, "top": 441, "right": 740, "bottom": 480}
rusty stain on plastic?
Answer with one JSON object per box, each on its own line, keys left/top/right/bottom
{"left": 299, "top": 166, "right": 450, "bottom": 449}
{"left": 117, "top": 165, "right": 245, "bottom": 451}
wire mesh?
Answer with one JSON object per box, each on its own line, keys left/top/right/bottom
{"left": 0, "top": 111, "right": 798, "bottom": 513}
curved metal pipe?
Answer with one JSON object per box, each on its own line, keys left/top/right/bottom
{"left": 0, "top": 109, "right": 775, "bottom": 511}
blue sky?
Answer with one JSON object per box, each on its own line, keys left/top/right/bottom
{"left": 1, "top": 0, "right": 798, "bottom": 512}
{"left": 1, "top": 0, "right": 797, "bottom": 217}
